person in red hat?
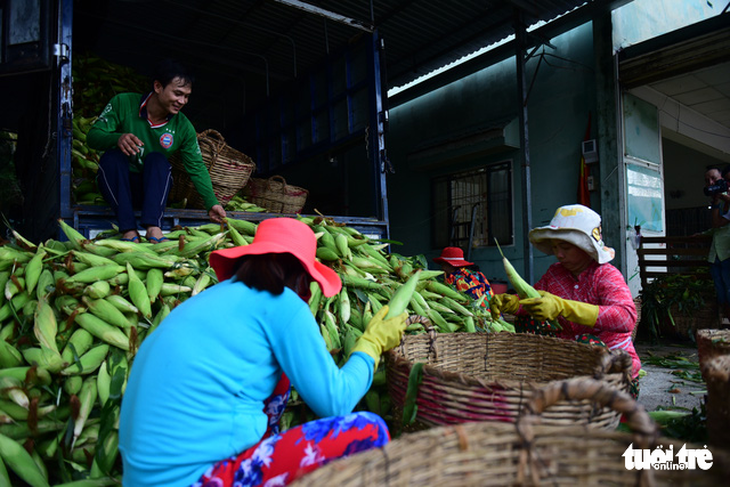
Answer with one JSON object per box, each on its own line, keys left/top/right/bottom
{"left": 119, "top": 217, "right": 408, "bottom": 487}
{"left": 433, "top": 247, "right": 495, "bottom": 313}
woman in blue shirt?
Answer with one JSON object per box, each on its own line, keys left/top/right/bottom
{"left": 119, "top": 218, "right": 408, "bottom": 486}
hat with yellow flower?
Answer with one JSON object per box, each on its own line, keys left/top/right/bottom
{"left": 528, "top": 204, "right": 615, "bottom": 264}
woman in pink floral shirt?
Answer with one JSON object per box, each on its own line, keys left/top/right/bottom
{"left": 490, "top": 204, "right": 641, "bottom": 397}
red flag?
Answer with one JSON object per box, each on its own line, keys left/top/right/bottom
{"left": 578, "top": 113, "right": 592, "bottom": 207}
{"left": 578, "top": 154, "right": 591, "bottom": 207}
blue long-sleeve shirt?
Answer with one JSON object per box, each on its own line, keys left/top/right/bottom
{"left": 119, "top": 278, "right": 373, "bottom": 486}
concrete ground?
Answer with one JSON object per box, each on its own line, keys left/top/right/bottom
{"left": 633, "top": 340, "right": 706, "bottom": 413}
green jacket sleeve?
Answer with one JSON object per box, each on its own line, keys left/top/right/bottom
{"left": 179, "top": 130, "right": 219, "bottom": 210}
{"left": 86, "top": 96, "right": 126, "bottom": 151}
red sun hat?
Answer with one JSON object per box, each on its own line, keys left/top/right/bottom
{"left": 432, "top": 247, "right": 473, "bottom": 267}
{"left": 209, "top": 218, "right": 342, "bottom": 297}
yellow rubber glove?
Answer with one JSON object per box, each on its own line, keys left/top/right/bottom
{"left": 489, "top": 293, "right": 521, "bottom": 320}
{"left": 351, "top": 305, "right": 409, "bottom": 366}
{"left": 520, "top": 291, "right": 599, "bottom": 327}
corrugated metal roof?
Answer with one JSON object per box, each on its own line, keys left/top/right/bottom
{"left": 74, "top": 0, "right": 627, "bottom": 127}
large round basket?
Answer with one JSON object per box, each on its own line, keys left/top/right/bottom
{"left": 697, "top": 329, "right": 730, "bottom": 374}
{"left": 168, "top": 129, "right": 256, "bottom": 208}
{"left": 384, "top": 332, "right": 632, "bottom": 433}
{"left": 702, "top": 354, "right": 730, "bottom": 447}
{"left": 292, "top": 378, "right": 729, "bottom": 486}
{"left": 242, "top": 175, "right": 309, "bottom": 214}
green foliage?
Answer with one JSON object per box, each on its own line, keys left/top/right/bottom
{"left": 638, "top": 274, "right": 714, "bottom": 340}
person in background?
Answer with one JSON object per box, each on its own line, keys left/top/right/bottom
{"left": 433, "top": 246, "right": 495, "bottom": 312}
{"left": 119, "top": 218, "right": 408, "bottom": 487}
{"left": 87, "top": 59, "right": 226, "bottom": 243}
{"left": 489, "top": 204, "right": 641, "bottom": 397}
{"left": 704, "top": 165, "right": 730, "bottom": 326}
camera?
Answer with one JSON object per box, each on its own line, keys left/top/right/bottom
{"left": 704, "top": 178, "right": 729, "bottom": 196}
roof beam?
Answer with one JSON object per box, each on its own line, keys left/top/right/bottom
{"left": 389, "top": 0, "right": 634, "bottom": 106}
{"left": 272, "top": 0, "right": 374, "bottom": 33}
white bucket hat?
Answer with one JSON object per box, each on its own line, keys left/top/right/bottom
{"left": 528, "top": 204, "right": 615, "bottom": 264}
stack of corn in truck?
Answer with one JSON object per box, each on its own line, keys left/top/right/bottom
{"left": 0, "top": 216, "right": 507, "bottom": 486}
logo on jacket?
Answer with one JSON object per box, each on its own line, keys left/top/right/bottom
{"left": 159, "top": 133, "right": 174, "bottom": 149}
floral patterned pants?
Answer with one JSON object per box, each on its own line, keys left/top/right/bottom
{"left": 192, "top": 374, "right": 390, "bottom": 487}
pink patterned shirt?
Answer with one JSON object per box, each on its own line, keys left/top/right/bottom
{"left": 532, "top": 261, "right": 641, "bottom": 378}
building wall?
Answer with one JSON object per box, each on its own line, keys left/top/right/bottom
{"left": 387, "top": 23, "right": 599, "bottom": 285}
{"left": 612, "top": 0, "right": 720, "bottom": 50}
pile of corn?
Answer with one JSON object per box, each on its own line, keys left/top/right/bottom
{"left": 0, "top": 216, "right": 505, "bottom": 485}
{"left": 70, "top": 53, "right": 150, "bottom": 206}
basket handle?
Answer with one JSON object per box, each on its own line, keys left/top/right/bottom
{"left": 198, "top": 129, "right": 227, "bottom": 153}
{"left": 516, "top": 377, "right": 659, "bottom": 486}
{"left": 520, "top": 377, "right": 656, "bottom": 435}
{"left": 267, "top": 175, "right": 288, "bottom": 193}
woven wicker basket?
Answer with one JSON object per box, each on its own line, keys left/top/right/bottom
{"left": 632, "top": 297, "right": 641, "bottom": 341}
{"left": 385, "top": 332, "right": 632, "bottom": 433}
{"left": 658, "top": 298, "right": 719, "bottom": 340}
{"left": 702, "top": 354, "right": 730, "bottom": 448}
{"left": 243, "top": 175, "right": 308, "bottom": 214}
{"left": 697, "top": 329, "right": 730, "bottom": 372}
{"left": 292, "top": 378, "right": 730, "bottom": 487}
{"left": 168, "top": 129, "right": 256, "bottom": 209}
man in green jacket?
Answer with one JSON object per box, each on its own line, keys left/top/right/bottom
{"left": 88, "top": 59, "right": 226, "bottom": 243}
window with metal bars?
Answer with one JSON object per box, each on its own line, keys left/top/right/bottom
{"left": 432, "top": 162, "right": 513, "bottom": 250}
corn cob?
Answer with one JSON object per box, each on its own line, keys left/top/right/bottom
{"left": 33, "top": 269, "right": 53, "bottom": 302}
{"left": 61, "top": 344, "right": 109, "bottom": 376}
{"left": 0, "top": 366, "right": 52, "bottom": 388}
{"left": 0, "top": 432, "right": 50, "bottom": 487}
{"left": 21, "top": 347, "right": 66, "bottom": 374}
{"left": 57, "top": 218, "right": 87, "bottom": 251}
{"left": 0, "top": 376, "right": 29, "bottom": 409}
{"left": 145, "top": 268, "right": 164, "bottom": 303}
{"left": 495, "top": 241, "right": 561, "bottom": 330}
{"left": 72, "top": 376, "right": 98, "bottom": 449}
{"left": 89, "top": 429, "right": 119, "bottom": 479}
{"left": 125, "top": 263, "right": 151, "bottom": 320}
{"left": 4, "top": 276, "right": 24, "bottom": 302}
{"left": 159, "top": 283, "right": 192, "bottom": 296}
{"left": 340, "top": 274, "right": 381, "bottom": 291}
{"left": 385, "top": 270, "right": 421, "bottom": 319}
{"left": 82, "top": 297, "right": 131, "bottom": 330}
{"left": 438, "top": 296, "right": 474, "bottom": 317}
{"left": 338, "top": 287, "right": 351, "bottom": 324}
{"left": 334, "top": 233, "right": 352, "bottom": 260}
{"left": 191, "top": 271, "right": 212, "bottom": 297}
{"left": 104, "top": 295, "right": 138, "bottom": 315}
{"left": 315, "top": 247, "right": 340, "bottom": 262}
{"left": 33, "top": 297, "right": 59, "bottom": 354}
{"left": 112, "top": 251, "right": 179, "bottom": 270}
{"left": 308, "top": 282, "right": 323, "bottom": 317}
{"left": 225, "top": 219, "right": 248, "bottom": 247}
{"left": 65, "top": 265, "right": 125, "bottom": 284}
{"left": 225, "top": 218, "right": 258, "bottom": 236}
{"left": 71, "top": 250, "right": 118, "bottom": 268}
{"left": 0, "top": 341, "right": 23, "bottom": 369}
{"left": 0, "top": 292, "right": 30, "bottom": 323}
{"left": 74, "top": 313, "right": 130, "bottom": 351}
{"left": 24, "top": 247, "right": 47, "bottom": 296}
{"left": 173, "top": 232, "right": 227, "bottom": 259}
{"left": 425, "top": 280, "right": 468, "bottom": 303}
{"left": 83, "top": 281, "right": 111, "bottom": 300}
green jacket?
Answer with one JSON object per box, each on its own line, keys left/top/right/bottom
{"left": 87, "top": 93, "right": 218, "bottom": 210}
